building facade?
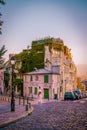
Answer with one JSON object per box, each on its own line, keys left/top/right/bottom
{"left": 0, "top": 69, "right": 4, "bottom": 94}
{"left": 23, "top": 38, "right": 77, "bottom": 99}
{"left": 23, "top": 68, "right": 60, "bottom": 99}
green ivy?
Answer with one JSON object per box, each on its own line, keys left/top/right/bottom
{"left": 15, "top": 37, "right": 65, "bottom": 73}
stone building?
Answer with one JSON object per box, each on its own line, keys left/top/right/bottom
{"left": 23, "top": 38, "right": 77, "bottom": 99}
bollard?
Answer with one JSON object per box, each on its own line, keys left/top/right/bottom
{"left": 25, "top": 104, "right": 28, "bottom": 111}
{"left": 28, "top": 103, "right": 31, "bottom": 108}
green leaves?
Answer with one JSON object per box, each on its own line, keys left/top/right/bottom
{"left": 0, "top": 0, "right": 5, "bottom": 5}
{"left": 0, "top": 45, "right": 7, "bottom": 69}
{"left": 0, "top": 0, "right": 5, "bottom": 34}
{"left": 15, "top": 37, "right": 66, "bottom": 73}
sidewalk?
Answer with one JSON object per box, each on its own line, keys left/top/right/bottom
{"left": 0, "top": 100, "right": 33, "bottom": 128}
{"left": 0, "top": 96, "right": 62, "bottom": 128}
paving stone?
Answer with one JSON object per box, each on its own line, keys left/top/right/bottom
{"left": 0, "top": 98, "right": 87, "bottom": 130}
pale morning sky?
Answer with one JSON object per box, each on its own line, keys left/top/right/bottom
{"left": 0, "top": 0, "right": 87, "bottom": 65}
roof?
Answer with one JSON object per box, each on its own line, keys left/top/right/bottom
{"left": 25, "top": 68, "right": 60, "bottom": 75}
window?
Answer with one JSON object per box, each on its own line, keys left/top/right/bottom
{"left": 30, "top": 75, "right": 32, "bottom": 81}
{"left": 29, "top": 87, "right": 32, "bottom": 93}
{"left": 35, "top": 75, "right": 38, "bottom": 81}
{"left": 60, "top": 86, "right": 62, "bottom": 92}
{"left": 34, "top": 87, "right": 37, "bottom": 95}
{"left": 44, "top": 75, "right": 49, "bottom": 83}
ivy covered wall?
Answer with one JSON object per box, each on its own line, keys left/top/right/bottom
{"left": 15, "top": 37, "right": 72, "bottom": 73}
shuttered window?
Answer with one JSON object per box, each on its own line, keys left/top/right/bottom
{"left": 29, "top": 87, "right": 32, "bottom": 93}
{"left": 44, "top": 75, "right": 49, "bottom": 83}
{"left": 34, "top": 87, "right": 37, "bottom": 95}
{"left": 30, "top": 75, "right": 32, "bottom": 81}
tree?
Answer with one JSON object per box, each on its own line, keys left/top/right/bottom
{"left": 4, "top": 67, "right": 9, "bottom": 93}
{"left": 0, "top": 45, "right": 7, "bottom": 69}
{"left": 15, "top": 37, "right": 65, "bottom": 73}
{"left": 0, "top": 0, "right": 5, "bottom": 34}
{"left": 0, "top": 0, "right": 5, "bottom": 4}
{"left": 13, "top": 78, "right": 23, "bottom": 96}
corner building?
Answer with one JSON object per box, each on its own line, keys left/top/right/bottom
{"left": 23, "top": 37, "right": 77, "bottom": 100}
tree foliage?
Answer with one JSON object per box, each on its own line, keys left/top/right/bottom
{"left": 4, "top": 67, "right": 9, "bottom": 92}
{"left": 0, "top": 45, "right": 7, "bottom": 69}
{"left": 15, "top": 47, "right": 44, "bottom": 73}
{"left": 15, "top": 37, "right": 66, "bottom": 73}
{"left": 0, "top": 0, "right": 5, "bottom": 34}
{"left": 0, "top": 0, "right": 5, "bottom": 4}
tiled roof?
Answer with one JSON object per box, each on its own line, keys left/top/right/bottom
{"left": 25, "top": 68, "right": 60, "bottom": 75}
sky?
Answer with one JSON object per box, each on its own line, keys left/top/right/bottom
{"left": 0, "top": 0, "right": 87, "bottom": 65}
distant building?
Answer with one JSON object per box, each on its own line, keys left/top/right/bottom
{"left": 0, "top": 69, "right": 4, "bottom": 94}
{"left": 23, "top": 37, "right": 77, "bottom": 99}
{"left": 3, "top": 54, "right": 23, "bottom": 96}
{"left": 81, "top": 80, "right": 87, "bottom": 91}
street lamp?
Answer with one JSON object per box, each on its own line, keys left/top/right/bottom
{"left": 10, "top": 56, "right": 15, "bottom": 111}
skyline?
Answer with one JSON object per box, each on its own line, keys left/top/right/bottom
{"left": 0, "top": 0, "right": 87, "bottom": 65}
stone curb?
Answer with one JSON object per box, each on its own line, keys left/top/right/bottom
{"left": 0, "top": 106, "right": 34, "bottom": 128}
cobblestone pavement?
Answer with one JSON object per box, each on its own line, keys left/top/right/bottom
{"left": 1, "top": 98, "right": 87, "bottom": 130}
{"left": 0, "top": 100, "right": 33, "bottom": 128}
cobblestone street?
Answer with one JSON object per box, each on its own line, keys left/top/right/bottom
{"left": 1, "top": 98, "right": 87, "bottom": 130}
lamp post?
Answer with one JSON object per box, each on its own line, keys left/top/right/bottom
{"left": 10, "top": 56, "right": 15, "bottom": 111}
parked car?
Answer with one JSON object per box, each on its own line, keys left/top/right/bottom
{"left": 64, "top": 92, "right": 76, "bottom": 100}
{"left": 73, "top": 89, "right": 81, "bottom": 99}
{"left": 81, "top": 91, "right": 87, "bottom": 98}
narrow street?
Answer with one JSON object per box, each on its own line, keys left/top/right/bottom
{"left": 1, "top": 98, "right": 87, "bottom": 130}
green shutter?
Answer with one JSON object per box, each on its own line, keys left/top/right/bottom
{"left": 30, "top": 75, "right": 32, "bottom": 81}
{"left": 34, "top": 87, "right": 37, "bottom": 94}
{"left": 44, "top": 89, "right": 49, "bottom": 99}
{"left": 29, "top": 87, "right": 32, "bottom": 93}
{"left": 44, "top": 75, "right": 48, "bottom": 83}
